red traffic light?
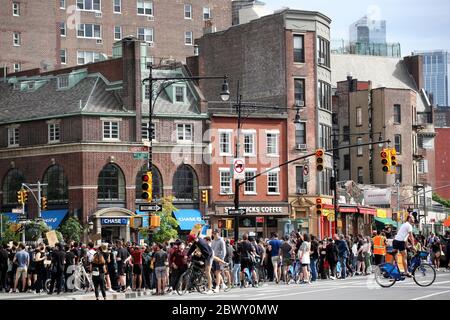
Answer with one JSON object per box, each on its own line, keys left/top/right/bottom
{"left": 316, "top": 198, "right": 322, "bottom": 204}
{"left": 380, "top": 151, "right": 387, "bottom": 158}
{"left": 142, "top": 174, "right": 150, "bottom": 182}
{"left": 316, "top": 149, "right": 324, "bottom": 157}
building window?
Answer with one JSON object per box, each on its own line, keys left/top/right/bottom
{"left": 177, "top": 124, "right": 192, "bottom": 142}
{"left": 174, "top": 86, "right": 185, "bottom": 102}
{"left": 77, "top": 24, "right": 101, "bottom": 39}
{"left": 185, "top": 31, "right": 193, "bottom": 45}
{"left": 137, "top": 0, "right": 153, "bottom": 15}
{"left": 244, "top": 169, "right": 257, "bottom": 194}
{"left": 141, "top": 122, "right": 155, "bottom": 141}
{"left": 48, "top": 123, "right": 60, "bottom": 143}
{"left": 60, "top": 49, "right": 67, "bottom": 64}
{"left": 394, "top": 104, "right": 401, "bottom": 123}
{"left": 319, "top": 124, "right": 331, "bottom": 149}
{"left": 136, "top": 165, "right": 162, "bottom": 201}
{"left": 13, "top": 2, "right": 20, "bottom": 16}
{"left": 318, "top": 81, "right": 331, "bottom": 111}
{"left": 418, "top": 136, "right": 434, "bottom": 149}
{"left": 2, "top": 169, "right": 25, "bottom": 205}
{"left": 13, "top": 63, "right": 21, "bottom": 72}
{"left": 42, "top": 165, "right": 69, "bottom": 203}
{"left": 295, "top": 166, "right": 307, "bottom": 193}
{"left": 114, "top": 26, "right": 122, "bottom": 40}
{"left": 243, "top": 131, "right": 256, "bottom": 156}
{"left": 219, "top": 130, "right": 232, "bottom": 156}
{"left": 113, "top": 0, "right": 121, "bottom": 13}
{"left": 266, "top": 132, "right": 279, "bottom": 156}
{"left": 173, "top": 165, "right": 198, "bottom": 201}
{"left": 77, "top": 51, "right": 101, "bottom": 64}
{"left": 60, "top": 22, "right": 66, "bottom": 37}
{"left": 184, "top": 4, "right": 192, "bottom": 19}
{"left": 395, "top": 165, "right": 402, "bottom": 183}
{"left": 293, "top": 35, "right": 304, "bottom": 63}
{"left": 97, "top": 164, "right": 125, "bottom": 201}
{"left": 394, "top": 134, "right": 402, "bottom": 154}
{"left": 317, "top": 37, "right": 330, "bottom": 67}
{"left": 8, "top": 127, "right": 19, "bottom": 146}
{"left": 60, "top": 0, "right": 66, "bottom": 9}
{"left": 219, "top": 169, "right": 232, "bottom": 194}
{"left": 357, "top": 137, "right": 363, "bottom": 156}
{"left": 137, "top": 27, "right": 153, "bottom": 42}
{"left": 343, "top": 126, "right": 350, "bottom": 142}
{"left": 295, "top": 122, "right": 306, "bottom": 145}
{"left": 356, "top": 107, "right": 362, "bottom": 126}
{"left": 13, "top": 32, "right": 21, "bottom": 46}
{"left": 203, "top": 7, "right": 211, "bottom": 20}
{"left": 294, "top": 78, "right": 305, "bottom": 106}
{"left": 357, "top": 167, "right": 363, "bottom": 184}
{"left": 267, "top": 170, "right": 280, "bottom": 194}
{"left": 418, "top": 160, "right": 428, "bottom": 174}
{"left": 103, "top": 121, "right": 120, "bottom": 140}
{"left": 77, "top": 0, "right": 101, "bottom": 11}
{"left": 319, "top": 169, "right": 332, "bottom": 195}
{"left": 58, "top": 75, "right": 69, "bottom": 88}
{"left": 344, "top": 154, "right": 350, "bottom": 170}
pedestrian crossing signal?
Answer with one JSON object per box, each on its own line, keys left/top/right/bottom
{"left": 150, "top": 215, "right": 160, "bottom": 228}
{"left": 141, "top": 171, "right": 152, "bottom": 202}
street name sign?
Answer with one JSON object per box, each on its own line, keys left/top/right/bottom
{"left": 133, "top": 152, "right": 148, "bottom": 160}
{"left": 139, "top": 204, "right": 162, "bottom": 212}
{"left": 227, "top": 208, "right": 246, "bottom": 215}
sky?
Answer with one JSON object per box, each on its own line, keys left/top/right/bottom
{"left": 263, "top": 0, "right": 450, "bottom": 56}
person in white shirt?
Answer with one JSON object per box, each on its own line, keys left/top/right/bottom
{"left": 393, "top": 215, "right": 415, "bottom": 276}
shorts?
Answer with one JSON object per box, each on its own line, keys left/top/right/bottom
{"left": 154, "top": 266, "right": 167, "bottom": 279}
{"left": 212, "top": 261, "right": 224, "bottom": 272}
{"left": 117, "top": 262, "right": 125, "bottom": 276}
{"left": 282, "top": 257, "right": 291, "bottom": 267}
{"left": 357, "top": 254, "right": 364, "bottom": 262}
{"left": 271, "top": 256, "right": 280, "bottom": 267}
{"left": 16, "top": 267, "right": 27, "bottom": 279}
{"left": 205, "top": 255, "right": 213, "bottom": 267}
{"left": 392, "top": 240, "right": 406, "bottom": 252}
{"left": 240, "top": 258, "right": 254, "bottom": 272}
{"left": 301, "top": 263, "right": 310, "bottom": 269}
{"left": 374, "top": 254, "right": 385, "bottom": 265}
{"left": 133, "top": 264, "right": 143, "bottom": 275}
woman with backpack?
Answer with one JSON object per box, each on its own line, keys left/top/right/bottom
{"left": 90, "top": 245, "right": 107, "bottom": 300}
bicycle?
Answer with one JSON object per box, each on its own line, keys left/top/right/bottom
{"left": 374, "top": 250, "right": 436, "bottom": 288}
{"left": 211, "top": 264, "right": 232, "bottom": 292}
{"left": 176, "top": 260, "right": 208, "bottom": 296}
{"left": 285, "top": 260, "right": 299, "bottom": 284}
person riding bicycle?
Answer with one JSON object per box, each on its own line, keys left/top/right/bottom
{"left": 392, "top": 215, "right": 415, "bottom": 277}
{"left": 238, "top": 233, "right": 257, "bottom": 288}
{"left": 186, "top": 234, "right": 214, "bottom": 294}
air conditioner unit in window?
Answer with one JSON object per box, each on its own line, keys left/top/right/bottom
{"left": 295, "top": 100, "right": 305, "bottom": 107}
{"left": 96, "top": 39, "right": 103, "bottom": 44}
{"left": 147, "top": 16, "right": 154, "bottom": 21}
{"left": 147, "top": 42, "right": 154, "bottom": 47}
{"left": 318, "top": 57, "right": 325, "bottom": 65}
{"left": 297, "top": 188, "right": 307, "bottom": 194}
{"left": 296, "top": 144, "right": 307, "bottom": 150}
{"left": 95, "top": 12, "right": 102, "bottom": 18}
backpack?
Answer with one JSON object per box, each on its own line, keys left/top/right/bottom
{"left": 93, "top": 252, "right": 105, "bottom": 265}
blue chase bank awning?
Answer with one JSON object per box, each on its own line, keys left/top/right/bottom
{"left": 173, "top": 209, "right": 205, "bottom": 231}
{"left": 1, "top": 210, "right": 68, "bottom": 230}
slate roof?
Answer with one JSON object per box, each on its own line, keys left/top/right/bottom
{"left": 331, "top": 54, "right": 418, "bottom": 91}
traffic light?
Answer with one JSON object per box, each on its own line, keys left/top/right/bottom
{"left": 201, "top": 190, "right": 208, "bottom": 204}
{"left": 149, "top": 123, "right": 156, "bottom": 140}
{"left": 130, "top": 216, "right": 143, "bottom": 228}
{"left": 316, "top": 198, "right": 323, "bottom": 215}
{"left": 380, "top": 148, "right": 391, "bottom": 173}
{"left": 315, "top": 149, "right": 324, "bottom": 172}
{"left": 150, "top": 215, "right": 160, "bottom": 228}
{"left": 226, "top": 219, "right": 233, "bottom": 230}
{"left": 141, "top": 171, "right": 152, "bottom": 202}
{"left": 218, "top": 219, "right": 226, "bottom": 229}
{"left": 41, "top": 196, "right": 48, "bottom": 210}
{"left": 22, "top": 190, "right": 28, "bottom": 203}
{"left": 390, "top": 148, "right": 398, "bottom": 167}
{"left": 17, "top": 190, "right": 24, "bottom": 205}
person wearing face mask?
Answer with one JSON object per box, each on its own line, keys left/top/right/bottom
{"left": 170, "top": 241, "right": 187, "bottom": 291}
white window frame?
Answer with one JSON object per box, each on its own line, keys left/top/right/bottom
{"left": 266, "top": 130, "right": 279, "bottom": 156}
{"left": 218, "top": 129, "right": 233, "bottom": 156}
{"left": 203, "top": 7, "right": 211, "bottom": 20}
{"left": 13, "top": 32, "right": 20, "bottom": 46}
{"left": 137, "top": 0, "right": 153, "bottom": 16}
{"left": 13, "top": 63, "right": 21, "bottom": 73}
{"left": 77, "top": 0, "right": 101, "bottom": 12}
{"left": 48, "top": 122, "right": 61, "bottom": 143}
{"left": 174, "top": 85, "right": 185, "bottom": 103}
{"left": 13, "top": 2, "right": 20, "bottom": 16}
{"left": 243, "top": 130, "right": 256, "bottom": 157}
{"left": 418, "top": 160, "right": 428, "bottom": 174}
{"left": 113, "top": 0, "right": 121, "bottom": 13}
{"left": 60, "top": 22, "right": 66, "bottom": 37}
{"left": 77, "top": 24, "right": 102, "bottom": 39}
{"left": 184, "top": 4, "right": 192, "bottom": 19}
{"left": 102, "top": 120, "right": 120, "bottom": 141}
{"left": 60, "top": 49, "right": 67, "bottom": 65}
{"left": 219, "top": 168, "right": 232, "bottom": 195}
{"left": 185, "top": 31, "right": 193, "bottom": 45}
{"left": 357, "top": 137, "right": 363, "bottom": 156}
{"left": 141, "top": 121, "right": 157, "bottom": 142}
{"left": 356, "top": 107, "right": 362, "bottom": 126}
{"left": 60, "top": 0, "right": 66, "bottom": 9}
{"left": 177, "top": 124, "right": 193, "bottom": 143}
{"left": 7, "top": 127, "right": 19, "bottom": 147}
{"left": 77, "top": 51, "right": 101, "bottom": 65}
{"left": 244, "top": 168, "right": 257, "bottom": 195}
{"left": 266, "top": 168, "right": 280, "bottom": 195}
{"left": 58, "top": 75, "right": 69, "bottom": 89}
{"left": 137, "top": 27, "right": 153, "bottom": 43}
{"left": 114, "top": 26, "right": 122, "bottom": 40}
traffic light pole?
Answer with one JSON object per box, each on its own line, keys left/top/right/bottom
{"left": 233, "top": 89, "right": 242, "bottom": 242}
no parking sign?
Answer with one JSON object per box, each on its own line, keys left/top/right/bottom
{"left": 233, "top": 158, "right": 245, "bottom": 180}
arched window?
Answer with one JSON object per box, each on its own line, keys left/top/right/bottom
{"left": 172, "top": 165, "right": 198, "bottom": 201}
{"left": 98, "top": 164, "right": 125, "bottom": 201}
{"left": 2, "top": 169, "right": 25, "bottom": 205}
{"left": 42, "top": 165, "right": 68, "bottom": 203}
{"left": 136, "top": 165, "right": 163, "bottom": 201}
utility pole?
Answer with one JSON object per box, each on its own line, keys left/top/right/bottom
{"left": 233, "top": 84, "right": 242, "bottom": 242}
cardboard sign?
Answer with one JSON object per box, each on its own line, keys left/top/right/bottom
{"left": 189, "top": 223, "right": 203, "bottom": 236}
{"left": 139, "top": 239, "right": 145, "bottom": 246}
{"left": 46, "top": 230, "right": 58, "bottom": 247}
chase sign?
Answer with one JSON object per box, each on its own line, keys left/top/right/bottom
{"left": 101, "top": 218, "right": 128, "bottom": 225}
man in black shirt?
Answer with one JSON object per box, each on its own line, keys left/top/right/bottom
{"left": 48, "top": 243, "right": 66, "bottom": 295}
{"left": 239, "top": 233, "right": 257, "bottom": 288}
{"left": 115, "top": 240, "right": 130, "bottom": 293}
{"left": 187, "top": 234, "right": 214, "bottom": 293}
{"left": 64, "top": 245, "right": 75, "bottom": 292}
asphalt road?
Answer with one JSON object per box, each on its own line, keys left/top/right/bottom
{"left": 1, "top": 271, "right": 449, "bottom": 300}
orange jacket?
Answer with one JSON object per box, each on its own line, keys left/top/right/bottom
{"left": 373, "top": 235, "right": 386, "bottom": 255}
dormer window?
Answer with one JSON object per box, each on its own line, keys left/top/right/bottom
{"left": 27, "top": 82, "right": 35, "bottom": 90}
{"left": 174, "top": 86, "right": 185, "bottom": 103}
{"left": 58, "top": 75, "right": 69, "bottom": 89}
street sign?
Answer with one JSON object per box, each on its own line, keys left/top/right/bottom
{"left": 227, "top": 208, "right": 246, "bottom": 215}
{"left": 139, "top": 204, "right": 162, "bottom": 212}
{"left": 233, "top": 158, "right": 245, "bottom": 180}
{"left": 12, "top": 208, "right": 23, "bottom": 214}
{"left": 130, "top": 146, "right": 148, "bottom": 152}
{"left": 303, "top": 164, "right": 310, "bottom": 182}
{"left": 133, "top": 152, "right": 148, "bottom": 160}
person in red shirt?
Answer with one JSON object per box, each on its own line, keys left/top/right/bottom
{"left": 170, "top": 241, "right": 188, "bottom": 290}
{"left": 131, "top": 244, "right": 144, "bottom": 291}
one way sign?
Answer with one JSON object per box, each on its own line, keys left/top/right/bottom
{"left": 139, "top": 204, "right": 162, "bottom": 212}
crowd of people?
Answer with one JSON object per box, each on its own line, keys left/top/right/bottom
{"left": 1, "top": 226, "right": 449, "bottom": 299}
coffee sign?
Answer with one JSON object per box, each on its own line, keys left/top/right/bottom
{"left": 223, "top": 206, "right": 287, "bottom": 215}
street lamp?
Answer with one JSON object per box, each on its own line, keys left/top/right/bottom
{"left": 88, "top": 221, "right": 94, "bottom": 232}
{"left": 220, "top": 79, "right": 230, "bottom": 101}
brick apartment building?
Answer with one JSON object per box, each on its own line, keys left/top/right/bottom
{"left": 189, "top": 9, "right": 334, "bottom": 238}
{"left": 0, "top": 0, "right": 232, "bottom": 73}
{"left": 332, "top": 54, "right": 436, "bottom": 234}
{"left": 0, "top": 37, "right": 214, "bottom": 243}
{"left": 434, "top": 107, "right": 450, "bottom": 199}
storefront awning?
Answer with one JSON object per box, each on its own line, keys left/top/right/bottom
{"left": 173, "top": 209, "right": 205, "bottom": 231}
{"left": 358, "top": 207, "right": 377, "bottom": 215}
{"left": 1, "top": 210, "right": 68, "bottom": 230}
{"left": 374, "top": 217, "right": 398, "bottom": 226}
{"left": 338, "top": 206, "right": 358, "bottom": 213}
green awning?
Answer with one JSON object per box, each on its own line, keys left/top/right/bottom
{"left": 374, "top": 217, "right": 398, "bottom": 226}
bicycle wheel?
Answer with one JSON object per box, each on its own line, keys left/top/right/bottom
{"left": 374, "top": 265, "right": 396, "bottom": 288}
{"left": 45, "top": 279, "right": 51, "bottom": 293}
{"left": 196, "top": 273, "right": 208, "bottom": 293}
{"left": 258, "top": 268, "right": 267, "bottom": 283}
{"left": 176, "top": 271, "right": 191, "bottom": 296}
{"left": 413, "top": 263, "right": 436, "bottom": 287}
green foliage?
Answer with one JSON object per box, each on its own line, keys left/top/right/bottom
{"left": 147, "top": 196, "right": 179, "bottom": 243}
{"left": 432, "top": 193, "right": 450, "bottom": 208}
{"left": 0, "top": 216, "right": 20, "bottom": 244}
{"left": 58, "top": 216, "right": 84, "bottom": 242}
{"left": 25, "top": 220, "right": 50, "bottom": 241}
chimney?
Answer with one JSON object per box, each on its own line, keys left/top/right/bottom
{"left": 203, "top": 20, "right": 217, "bottom": 35}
